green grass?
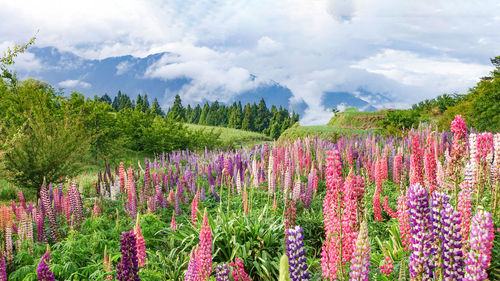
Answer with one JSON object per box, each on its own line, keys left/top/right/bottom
{"left": 278, "top": 123, "right": 375, "bottom": 142}
{"left": 327, "top": 110, "right": 385, "bottom": 129}
{"left": 185, "top": 123, "right": 271, "bottom": 146}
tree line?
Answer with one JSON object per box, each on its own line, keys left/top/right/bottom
{"left": 166, "top": 94, "right": 299, "bottom": 139}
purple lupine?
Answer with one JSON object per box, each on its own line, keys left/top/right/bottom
{"left": 155, "top": 185, "right": 163, "bottom": 209}
{"left": 286, "top": 225, "right": 309, "bottom": 281}
{"left": 184, "top": 249, "right": 199, "bottom": 281}
{"left": 116, "top": 230, "right": 140, "bottom": 281}
{"left": 407, "top": 183, "right": 434, "bottom": 280}
{"left": 37, "top": 251, "right": 55, "bottom": 281}
{"left": 215, "top": 264, "right": 231, "bottom": 281}
{"left": 174, "top": 189, "right": 180, "bottom": 215}
{"left": 0, "top": 252, "right": 7, "bottom": 281}
{"left": 40, "top": 181, "right": 58, "bottom": 242}
{"left": 349, "top": 220, "right": 370, "bottom": 281}
{"left": 464, "top": 210, "right": 495, "bottom": 281}
{"left": 441, "top": 198, "right": 464, "bottom": 279}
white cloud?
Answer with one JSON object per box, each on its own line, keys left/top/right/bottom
{"left": 1, "top": 0, "right": 499, "bottom": 124}
{"left": 116, "top": 60, "right": 133, "bottom": 75}
{"left": 58, "top": 79, "right": 91, "bottom": 89}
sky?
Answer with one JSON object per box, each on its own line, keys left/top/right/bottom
{"left": 1, "top": 0, "right": 499, "bottom": 124}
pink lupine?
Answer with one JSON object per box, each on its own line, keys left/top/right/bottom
{"left": 373, "top": 159, "right": 383, "bottom": 222}
{"left": 5, "top": 226, "right": 12, "bottom": 265}
{"left": 191, "top": 192, "right": 199, "bottom": 225}
{"left": 198, "top": 209, "right": 212, "bottom": 280}
{"left": 397, "top": 195, "right": 411, "bottom": 249}
{"left": 171, "top": 213, "right": 177, "bottom": 232}
{"left": 134, "top": 216, "right": 146, "bottom": 268}
{"left": 458, "top": 187, "right": 472, "bottom": 241}
{"left": 382, "top": 196, "right": 397, "bottom": 219}
{"left": 424, "top": 135, "right": 437, "bottom": 193}
{"left": 321, "top": 150, "right": 343, "bottom": 280}
{"left": 230, "top": 258, "right": 251, "bottom": 281}
{"left": 93, "top": 199, "right": 100, "bottom": 216}
{"left": 410, "top": 134, "right": 424, "bottom": 186}
{"left": 119, "top": 162, "right": 125, "bottom": 192}
{"left": 342, "top": 171, "right": 358, "bottom": 263}
{"left": 0, "top": 251, "right": 6, "bottom": 281}
{"left": 379, "top": 255, "right": 393, "bottom": 276}
{"left": 450, "top": 115, "right": 467, "bottom": 183}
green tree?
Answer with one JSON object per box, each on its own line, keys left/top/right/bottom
{"left": 167, "top": 94, "right": 185, "bottom": 121}
{"left": 241, "top": 103, "right": 254, "bottom": 131}
{"left": 151, "top": 98, "right": 165, "bottom": 117}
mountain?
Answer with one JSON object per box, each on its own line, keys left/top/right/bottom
{"left": 16, "top": 47, "right": 387, "bottom": 120}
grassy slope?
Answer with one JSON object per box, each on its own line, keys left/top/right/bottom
{"left": 279, "top": 110, "right": 385, "bottom": 142}
{"left": 185, "top": 123, "right": 271, "bottom": 145}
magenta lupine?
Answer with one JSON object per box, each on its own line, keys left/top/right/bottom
{"left": 191, "top": 192, "right": 200, "bottom": 225}
{"left": 285, "top": 226, "right": 309, "bottom": 281}
{"left": 342, "top": 171, "right": 358, "bottom": 263}
{"left": 382, "top": 196, "right": 397, "bottom": 219}
{"left": 321, "top": 150, "right": 343, "bottom": 280}
{"left": 349, "top": 220, "right": 370, "bottom": 281}
{"left": 171, "top": 213, "right": 177, "bottom": 231}
{"left": 373, "top": 159, "right": 383, "bottom": 222}
{"left": 116, "top": 230, "right": 140, "bottom": 281}
{"left": 93, "top": 199, "right": 100, "bottom": 216}
{"left": 410, "top": 134, "right": 424, "bottom": 186}
{"left": 424, "top": 135, "right": 437, "bottom": 193}
{"left": 198, "top": 210, "right": 213, "bottom": 280}
{"left": 119, "top": 162, "right": 125, "bottom": 192}
{"left": 379, "top": 255, "right": 393, "bottom": 276}
{"left": 464, "top": 209, "right": 495, "bottom": 281}
{"left": 230, "top": 258, "right": 251, "bottom": 281}
{"left": 0, "top": 252, "right": 6, "bottom": 281}
{"left": 393, "top": 152, "right": 403, "bottom": 185}
{"left": 37, "top": 250, "right": 55, "bottom": 281}
{"left": 407, "top": 183, "right": 434, "bottom": 280}
{"left": 40, "top": 181, "right": 58, "bottom": 242}
{"left": 450, "top": 115, "right": 467, "bottom": 183}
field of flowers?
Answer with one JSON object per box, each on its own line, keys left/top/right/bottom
{"left": 0, "top": 114, "right": 498, "bottom": 281}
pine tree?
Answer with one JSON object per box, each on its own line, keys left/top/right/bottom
{"left": 100, "top": 93, "right": 112, "bottom": 105}
{"left": 143, "top": 94, "right": 150, "bottom": 112}
{"left": 136, "top": 94, "right": 144, "bottom": 111}
{"left": 241, "top": 103, "right": 254, "bottom": 131}
{"left": 167, "top": 94, "right": 185, "bottom": 121}
{"left": 151, "top": 98, "right": 165, "bottom": 117}
{"left": 198, "top": 103, "right": 209, "bottom": 125}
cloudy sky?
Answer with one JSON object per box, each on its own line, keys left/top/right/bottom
{"left": 1, "top": 0, "right": 499, "bottom": 124}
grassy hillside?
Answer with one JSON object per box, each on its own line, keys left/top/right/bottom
{"left": 185, "top": 123, "right": 271, "bottom": 146}
{"left": 327, "top": 109, "right": 385, "bottom": 129}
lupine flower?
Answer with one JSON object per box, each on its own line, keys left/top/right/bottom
{"left": 284, "top": 199, "right": 297, "bottom": 239}
{"left": 198, "top": 209, "right": 212, "bottom": 280}
{"left": 0, "top": 252, "right": 6, "bottom": 281}
{"left": 424, "top": 135, "right": 437, "bottom": 193}
{"left": 119, "top": 162, "right": 125, "bottom": 192}
{"left": 134, "top": 216, "right": 146, "bottom": 268}
{"left": 286, "top": 226, "right": 309, "bottom": 281}
{"left": 379, "top": 255, "right": 393, "bottom": 276}
{"left": 393, "top": 153, "right": 403, "bottom": 185}
{"left": 116, "top": 230, "right": 140, "bottom": 281}
{"left": 171, "top": 213, "right": 177, "bottom": 231}
{"left": 5, "top": 226, "right": 12, "bottom": 265}
{"left": 40, "top": 181, "right": 58, "bottom": 242}
{"left": 450, "top": 115, "right": 467, "bottom": 182}
{"left": 229, "top": 258, "right": 250, "bottom": 281}
{"left": 103, "top": 246, "right": 113, "bottom": 280}
{"left": 439, "top": 195, "right": 464, "bottom": 280}
{"left": 407, "top": 183, "right": 434, "bottom": 280}
{"left": 458, "top": 187, "right": 472, "bottom": 241}
{"left": 215, "top": 264, "right": 231, "bottom": 281}
{"left": 397, "top": 195, "right": 411, "bottom": 249}
{"left": 185, "top": 248, "right": 199, "bottom": 281}
{"left": 382, "top": 196, "right": 397, "bottom": 219}
{"left": 349, "top": 220, "right": 370, "bottom": 281}
{"left": 37, "top": 250, "right": 55, "bottom": 281}
{"left": 321, "top": 150, "right": 343, "bottom": 280}
{"left": 342, "top": 171, "right": 358, "bottom": 263}
{"left": 410, "top": 134, "right": 424, "bottom": 186}
{"left": 93, "top": 199, "right": 100, "bottom": 216}
{"left": 191, "top": 192, "right": 199, "bottom": 225}
{"left": 464, "top": 209, "right": 495, "bottom": 281}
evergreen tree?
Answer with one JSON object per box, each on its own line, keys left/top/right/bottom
{"left": 100, "top": 93, "right": 112, "bottom": 105}
{"left": 190, "top": 104, "right": 202, "bottom": 124}
{"left": 255, "top": 98, "right": 270, "bottom": 133}
{"left": 241, "top": 103, "right": 254, "bottom": 131}
{"left": 167, "top": 94, "right": 185, "bottom": 121}
{"left": 143, "top": 94, "right": 150, "bottom": 111}
{"left": 151, "top": 98, "right": 165, "bottom": 117}
{"left": 112, "top": 90, "right": 122, "bottom": 111}
{"left": 198, "top": 103, "right": 209, "bottom": 125}
{"left": 136, "top": 94, "right": 144, "bottom": 111}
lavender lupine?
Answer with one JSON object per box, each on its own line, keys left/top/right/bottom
{"left": 0, "top": 252, "right": 6, "bottom": 281}
{"left": 464, "top": 209, "right": 495, "bottom": 281}
{"left": 349, "top": 220, "right": 370, "bottom": 281}
{"left": 185, "top": 249, "right": 199, "bottom": 281}
{"left": 37, "top": 250, "right": 55, "bottom": 281}
{"left": 116, "top": 230, "right": 140, "bottom": 281}
{"left": 407, "top": 183, "right": 434, "bottom": 280}
{"left": 286, "top": 226, "right": 309, "bottom": 281}
{"left": 40, "top": 181, "right": 58, "bottom": 242}
{"left": 215, "top": 264, "right": 231, "bottom": 281}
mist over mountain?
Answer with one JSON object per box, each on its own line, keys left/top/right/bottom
{"left": 17, "top": 47, "right": 388, "bottom": 121}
